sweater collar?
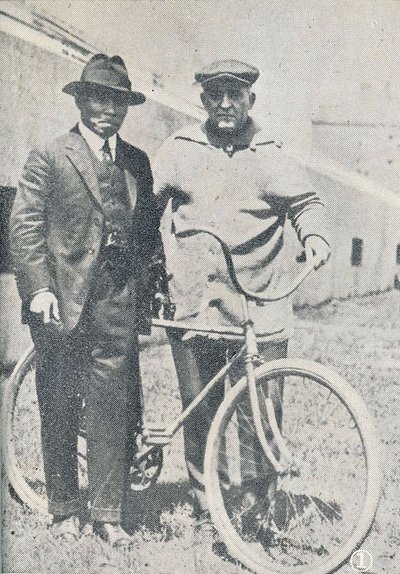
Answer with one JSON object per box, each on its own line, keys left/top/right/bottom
{"left": 174, "top": 119, "right": 280, "bottom": 151}
{"left": 203, "top": 117, "right": 257, "bottom": 150}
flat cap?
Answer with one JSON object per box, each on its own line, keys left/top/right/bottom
{"left": 195, "top": 59, "right": 260, "bottom": 86}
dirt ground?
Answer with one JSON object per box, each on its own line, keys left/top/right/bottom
{"left": 1, "top": 290, "right": 399, "bottom": 574}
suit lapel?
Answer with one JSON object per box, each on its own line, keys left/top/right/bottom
{"left": 65, "top": 131, "right": 103, "bottom": 208}
{"left": 65, "top": 130, "right": 139, "bottom": 211}
{"left": 116, "top": 137, "right": 138, "bottom": 211}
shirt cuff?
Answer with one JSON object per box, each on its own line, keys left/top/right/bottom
{"left": 29, "top": 287, "right": 51, "bottom": 300}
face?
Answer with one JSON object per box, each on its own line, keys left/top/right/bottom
{"left": 200, "top": 79, "right": 255, "bottom": 133}
{"left": 75, "top": 89, "right": 129, "bottom": 138}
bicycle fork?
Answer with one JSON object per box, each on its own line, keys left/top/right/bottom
{"left": 240, "top": 295, "right": 299, "bottom": 479}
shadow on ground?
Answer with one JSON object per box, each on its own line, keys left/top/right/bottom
{"left": 123, "top": 481, "right": 193, "bottom": 535}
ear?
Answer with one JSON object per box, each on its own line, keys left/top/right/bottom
{"left": 74, "top": 95, "right": 82, "bottom": 110}
{"left": 249, "top": 92, "right": 256, "bottom": 109}
{"left": 74, "top": 92, "right": 86, "bottom": 110}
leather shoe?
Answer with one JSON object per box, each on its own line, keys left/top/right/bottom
{"left": 194, "top": 511, "right": 229, "bottom": 559}
{"left": 51, "top": 515, "right": 80, "bottom": 541}
{"left": 93, "top": 522, "right": 134, "bottom": 549}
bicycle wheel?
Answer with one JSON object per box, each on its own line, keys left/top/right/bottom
{"left": 1, "top": 346, "right": 88, "bottom": 515}
{"left": 2, "top": 347, "right": 163, "bottom": 515}
{"left": 204, "top": 359, "right": 381, "bottom": 574}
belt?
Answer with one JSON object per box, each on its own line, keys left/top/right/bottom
{"left": 100, "top": 245, "right": 132, "bottom": 271}
{"left": 100, "top": 229, "right": 132, "bottom": 269}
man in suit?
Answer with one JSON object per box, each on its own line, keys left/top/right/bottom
{"left": 153, "top": 59, "right": 331, "bottom": 541}
{"left": 10, "top": 54, "right": 160, "bottom": 547}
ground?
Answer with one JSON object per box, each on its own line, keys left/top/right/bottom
{"left": 1, "top": 290, "right": 399, "bottom": 574}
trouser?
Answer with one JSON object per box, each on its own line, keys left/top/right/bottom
{"left": 168, "top": 331, "right": 288, "bottom": 514}
{"left": 29, "top": 265, "right": 141, "bottom": 522}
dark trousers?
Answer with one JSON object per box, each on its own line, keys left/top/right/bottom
{"left": 29, "top": 265, "right": 141, "bottom": 522}
{"left": 168, "top": 332, "right": 288, "bottom": 514}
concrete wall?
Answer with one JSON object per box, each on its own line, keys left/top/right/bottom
{"left": 0, "top": 32, "right": 194, "bottom": 188}
{"left": 0, "top": 32, "right": 80, "bottom": 187}
{"left": 293, "top": 159, "right": 400, "bottom": 306}
{"left": 312, "top": 123, "right": 400, "bottom": 197}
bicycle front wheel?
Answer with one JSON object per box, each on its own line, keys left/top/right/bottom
{"left": 204, "top": 359, "right": 381, "bottom": 574}
{"left": 1, "top": 346, "right": 88, "bottom": 515}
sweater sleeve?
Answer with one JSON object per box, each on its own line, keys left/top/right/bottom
{"left": 284, "top": 155, "right": 330, "bottom": 246}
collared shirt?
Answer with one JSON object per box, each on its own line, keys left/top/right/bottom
{"left": 78, "top": 121, "right": 117, "bottom": 161}
{"left": 153, "top": 120, "right": 329, "bottom": 341}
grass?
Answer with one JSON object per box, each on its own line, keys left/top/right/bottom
{"left": 2, "top": 290, "right": 400, "bottom": 574}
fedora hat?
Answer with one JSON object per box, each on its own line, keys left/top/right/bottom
{"left": 63, "top": 54, "right": 146, "bottom": 105}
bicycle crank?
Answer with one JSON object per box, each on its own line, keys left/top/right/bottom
{"left": 129, "top": 434, "right": 164, "bottom": 491}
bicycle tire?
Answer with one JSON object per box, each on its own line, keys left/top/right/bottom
{"left": 1, "top": 345, "right": 49, "bottom": 514}
{"left": 2, "top": 347, "right": 91, "bottom": 514}
{"left": 204, "top": 359, "right": 381, "bottom": 574}
{"left": 2, "top": 346, "right": 163, "bottom": 515}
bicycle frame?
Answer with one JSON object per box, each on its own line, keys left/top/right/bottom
{"left": 135, "top": 320, "right": 247, "bottom": 462}
{"left": 136, "top": 227, "right": 317, "bottom": 474}
{"left": 136, "top": 300, "right": 293, "bottom": 476}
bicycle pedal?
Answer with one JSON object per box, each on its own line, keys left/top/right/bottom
{"left": 142, "top": 426, "right": 172, "bottom": 445}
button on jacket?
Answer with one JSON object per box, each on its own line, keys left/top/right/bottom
{"left": 153, "top": 121, "right": 329, "bottom": 340}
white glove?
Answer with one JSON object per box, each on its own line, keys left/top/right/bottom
{"left": 304, "top": 236, "right": 331, "bottom": 270}
{"left": 30, "top": 291, "right": 60, "bottom": 323}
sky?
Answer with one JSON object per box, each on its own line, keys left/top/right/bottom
{"left": 26, "top": 0, "right": 400, "bottom": 135}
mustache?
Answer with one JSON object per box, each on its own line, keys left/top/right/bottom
{"left": 95, "top": 118, "right": 120, "bottom": 125}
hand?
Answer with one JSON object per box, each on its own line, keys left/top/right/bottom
{"left": 30, "top": 291, "right": 60, "bottom": 323}
{"left": 304, "top": 236, "right": 331, "bottom": 270}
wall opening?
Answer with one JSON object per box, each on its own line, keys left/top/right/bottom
{"left": 0, "top": 187, "right": 16, "bottom": 273}
{"left": 351, "top": 237, "right": 363, "bottom": 267}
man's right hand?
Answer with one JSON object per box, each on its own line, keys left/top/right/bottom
{"left": 30, "top": 291, "right": 60, "bottom": 323}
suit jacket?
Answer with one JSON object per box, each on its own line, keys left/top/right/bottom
{"left": 10, "top": 126, "right": 160, "bottom": 333}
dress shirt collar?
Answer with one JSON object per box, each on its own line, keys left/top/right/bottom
{"left": 78, "top": 121, "right": 117, "bottom": 161}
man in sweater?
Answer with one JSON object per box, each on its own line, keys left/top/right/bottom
{"left": 153, "top": 60, "right": 330, "bottom": 535}
{"left": 10, "top": 54, "right": 160, "bottom": 547}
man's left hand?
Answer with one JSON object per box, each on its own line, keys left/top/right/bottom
{"left": 304, "top": 236, "right": 331, "bottom": 270}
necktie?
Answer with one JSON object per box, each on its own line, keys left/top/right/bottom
{"left": 101, "top": 139, "right": 113, "bottom": 163}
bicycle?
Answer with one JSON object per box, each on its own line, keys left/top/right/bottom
{"left": 2, "top": 228, "right": 381, "bottom": 574}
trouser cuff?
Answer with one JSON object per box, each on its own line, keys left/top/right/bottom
{"left": 91, "top": 507, "right": 121, "bottom": 523}
{"left": 191, "top": 487, "right": 209, "bottom": 517}
{"left": 48, "top": 497, "right": 81, "bottom": 517}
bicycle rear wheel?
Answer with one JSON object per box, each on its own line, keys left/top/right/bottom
{"left": 204, "top": 359, "right": 381, "bottom": 574}
{"left": 1, "top": 347, "right": 88, "bottom": 515}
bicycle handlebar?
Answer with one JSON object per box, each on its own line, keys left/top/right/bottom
{"left": 175, "top": 227, "right": 318, "bottom": 302}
